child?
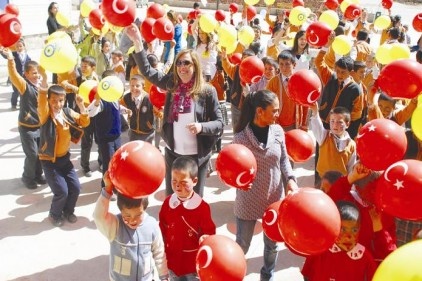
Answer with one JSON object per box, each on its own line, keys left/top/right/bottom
{"left": 120, "top": 74, "right": 155, "bottom": 143}
{"left": 96, "top": 37, "right": 112, "bottom": 77}
{"left": 302, "top": 201, "right": 377, "bottom": 281}
{"left": 87, "top": 70, "right": 129, "bottom": 187}
{"left": 319, "top": 170, "right": 343, "bottom": 193}
{"left": 309, "top": 104, "right": 356, "bottom": 178}
{"left": 159, "top": 156, "right": 216, "bottom": 280}
{"left": 9, "top": 39, "right": 31, "bottom": 110}
{"left": 93, "top": 172, "right": 169, "bottom": 281}
{"left": 1, "top": 47, "right": 46, "bottom": 189}
{"left": 38, "top": 78, "right": 90, "bottom": 226}
{"left": 111, "top": 49, "right": 126, "bottom": 85}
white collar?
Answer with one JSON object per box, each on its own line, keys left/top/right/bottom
{"left": 329, "top": 243, "right": 366, "bottom": 260}
{"left": 169, "top": 192, "right": 202, "bottom": 210}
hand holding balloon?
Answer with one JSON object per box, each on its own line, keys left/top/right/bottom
{"left": 286, "top": 179, "right": 299, "bottom": 194}
{"left": 103, "top": 171, "right": 114, "bottom": 195}
{"left": 347, "top": 161, "right": 371, "bottom": 184}
{"left": 368, "top": 206, "right": 382, "bottom": 232}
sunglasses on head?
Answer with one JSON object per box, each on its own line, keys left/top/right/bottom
{"left": 176, "top": 60, "right": 193, "bottom": 67}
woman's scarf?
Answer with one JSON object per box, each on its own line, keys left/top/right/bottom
{"left": 169, "top": 78, "right": 195, "bottom": 123}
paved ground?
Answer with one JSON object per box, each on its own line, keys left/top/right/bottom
{"left": 0, "top": 75, "right": 314, "bottom": 280}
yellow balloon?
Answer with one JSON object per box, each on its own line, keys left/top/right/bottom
{"left": 375, "top": 44, "right": 393, "bottom": 65}
{"left": 199, "top": 14, "right": 218, "bottom": 34}
{"left": 101, "top": 21, "right": 110, "bottom": 35}
{"left": 98, "top": 76, "right": 124, "bottom": 102}
{"left": 264, "top": 0, "right": 275, "bottom": 5}
{"left": 217, "top": 23, "right": 237, "bottom": 46}
{"left": 109, "top": 24, "right": 124, "bottom": 34}
{"left": 45, "top": 31, "right": 73, "bottom": 44}
{"left": 411, "top": 107, "right": 422, "bottom": 141}
{"left": 217, "top": 40, "right": 238, "bottom": 55}
{"left": 286, "top": 32, "right": 296, "bottom": 47}
{"left": 319, "top": 10, "right": 339, "bottom": 30}
{"left": 56, "top": 11, "right": 70, "bottom": 27}
{"left": 238, "top": 25, "right": 255, "bottom": 46}
{"left": 374, "top": 15, "right": 391, "bottom": 30}
{"left": 80, "top": 0, "right": 96, "bottom": 18}
{"left": 40, "top": 39, "right": 78, "bottom": 74}
{"left": 126, "top": 46, "right": 135, "bottom": 55}
{"left": 289, "top": 6, "right": 307, "bottom": 27}
{"left": 78, "top": 80, "right": 98, "bottom": 103}
{"left": 332, "top": 35, "right": 352, "bottom": 55}
{"left": 373, "top": 240, "right": 422, "bottom": 281}
{"left": 390, "top": 43, "right": 410, "bottom": 60}
{"left": 340, "top": 0, "right": 352, "bottom": 13}
{"left": 418, "top": 94, "right": 422, "bottom": 107}
{"left": 244, "top": 0, "right": 260, "bottom": 5}
{"left": 92, "top": 28, "right": 101, "bottom": 35}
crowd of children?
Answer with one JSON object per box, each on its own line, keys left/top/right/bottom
{"left": 2, "top": 0, "right": 422, "bottom": 280}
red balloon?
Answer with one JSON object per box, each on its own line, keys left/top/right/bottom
{"left": 305, "top": 21, "right": 332, "bottom": 48}
{"left": 382, "top": 0, "right": 393, "bottom": 9}
{"left": 215, "top": 144, "right": 257, "bottom": 189}
{"left": 188, "top": 9, "right": 201, "bottom": 20}
{"left": 4, "top": 4, "right": 19, "bottom": 16}
{"left": 278, "top": 187, "right": 341, "bottom": 255}
{"left": 239, "top": 56, "right": 265, "bottom": 84}
{"left": 149, "top": 85, "right": 166, "bottom": 109}
{"left": 376, "top": 160, "right": 422, "bottom": 220}
{"left": 89, "top": 8, "right": 105, "bottom": 30}
{"left": 293, "top": 0, "right": 305, "bottom": 7}
{"left": 325, "top": 0, "right": 339, "bottom": 10}
{"left": 228, "top": 53, "right": 242, "bottom": 65}
{"left": 412, "top": 13, "right": 422, "bottom": 32}
{"left": 356, "top": 118, "right": 407, "bottom": 171}
{"left": 377, "top": 59, "right": 422, "bottom": 99}
{"left": 285, "top": 129, "right": 315, "bottom": 163}
{"left": 152, "top": 17, "right": 174, "bottom": 41}
{"left": 215, "top": 10, "right": 226, "bottom": 22}
{"left": 101, "top": 0, "right": 136, "bottom": 27}
{"left": 246, "top": 5, "right": 256, "bottom": 21}
{"left": 108, "top": 141, "right": 165, "bottom": 198}
{"left": 344, "top": 4, "right": 361, "bottom": 21}
{"left": 262, "top": 200, "right": 284, "bottom": 242}
{"left": 196, "top": 235, "right": 246, "bottom": 281}
{"left": 140, "top": 18, "right": 156, "bottom": 43}
{"left": 287, "top": 69, "right": 322, "bottom": 106}
{"left": 229, "top": 3, "right": 238, "bottom": 14}
{"left": 146, "top": 3, "right": 165, "bottom": 19}
{"left": 0, "top": 13, "right": 22, "bottom": 48}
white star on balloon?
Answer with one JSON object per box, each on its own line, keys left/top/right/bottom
{"left": 120, "top": 150, "right": 129, "bottom": 160}
{"left": 393, "top": 179, "right": 404, "bottom": 190}
{"left": 250, "top": 167, "right": 255, "bottom": 174}
{"left": 368, "top": 124, "right": 376, "bottom": 132}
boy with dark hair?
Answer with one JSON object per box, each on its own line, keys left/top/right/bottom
{"left": 159, "top": 156, "right": 216, "bottom": 280}
{"left": 310, "top": 103, "right": 356, "bottom": 178}
{"left": 302, "top": 201, "right": 376, "bottom": 281}
{"left": 2, "top": 48, "right": 46, "bottom": 189}
{"left": 38, "top": 77, "right": 90, "bottom": 226}
{"left": 94, "top": 172, "right": 169, "bottom": 281}
{"left": 315, "top": 36, "right": 363, "bottom": 139}
{"left": 267, "top": 50, "right": 309, "bottom": 131}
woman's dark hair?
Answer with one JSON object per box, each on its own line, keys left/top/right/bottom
{"left": 117, "top": 193, "right": 149, "bottom": 211}
{"left": 234, "top": 90, "right": 277, "bottom": 133}
{"left": 291, "top": 30, "right": 308, "bottom": 56}
{"left": 48, "top": 2, "right": 58, "bottom": 17}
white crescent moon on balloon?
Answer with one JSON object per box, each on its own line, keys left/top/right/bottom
{"left": 356, "top": 131, "right": 366, "bottom": 139}
{"left": 264, "top": 209, "right": 278, "bottom": 226}
{"left": 236, "top": 171, "right": 251, "bottom": 187}
{"left": 384, "top": 161, "right": 408, "bottom": 182}
{"left": 307, "top": 90, "right": 320, "bottom": 104}
{"left": 9, "top": 21, "right": 21, "bottom": 35}
{"left": 112, "top": 0, "right": 129, "bottom": 14}
{"left": 251, "top": 75, "right": 262, "bottom": 83}
{"left": 197, "top": 245, "right": 213, "bottom": 269}
{"left": 164, "top": 23, "right": 173, "bottom": 34}
{"left": 417, "top": 14, "right": 422, "bottom": 20}
{"left": 352, "top": 9, "right": 360, "bottom": 17}
{"left": 132, "top": 141, "right": 145, "bottom": 152}
{"left": 100, "top": 16, "right": 106, "bottom": 24}
{"left": 308, "top": 32, "right": 320, "bottom": 45}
